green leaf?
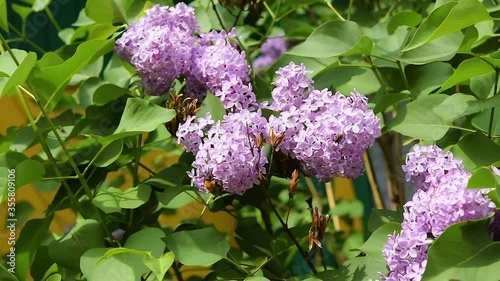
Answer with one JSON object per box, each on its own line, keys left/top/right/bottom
{"left": 451, "top": 132, "right": 500, "bottom": 170}
{"left": 400, "top": 31, "right": 464, "bottom": 65}
{"left": 267, "top": 54, "right": 337, "bottom": 77}
{"left": 331, "top": 200, "right": 364, "bottom": 218}
{"left": 422, "top": 218, "right": 500, "bottom": 281}
{"left": 45, "top": 274, "right": 62, "bottom": 281}
{"left": 12, "top": 3, "right": 33, "bottom": 25}
{"left": 163, "top": 227, "right": 230, "bottom": 266}
{"left": 85, "top": 0, "right": 127, "bottom": 24}
{"left": 32, "top": 0, "right": 51, "bottom": 12}
{"left": 305, "top": 256, "right": 387, "bottom": 281}
{"left": 356, "top": 222, "right": 401, "bottom": 261}
{"left": 286, "top": 0, "right": 321, "bottom": 8}
{"left": 143, "top": 252, "right": 175, "bottom": 281}
{"left": 367, "top": 208, "right": 403, "bottom": 232}
{"left": 156, "top": 185, "right": 193, "bottom": 207}
{"left": 196, "top": 93, "right": 225, "bottom": 122}
{"left": 374, "top": 92, "right": 410, "bottom": 114}
{"left": 470, "top": 72, "right": 499, "bottom": 100}
{"left": 97, "top": 248, "right": 150, "bottom": 261}
{"left": 288, "top": 20, "right": 372, "bottom": 58}
{"left": 313, "top": 64, "right": 366, "bottom": 90}
{"left": 387, "top": 10, "right": 422, "bottom": 35}
{"left": 114, "top": 98, "right": 176, "bottom": 135}
{"left": 0, "top": 0, "right": 8, "bottom": 32}
{"left": 467, "top": 167, "right": 497, "bottom": 189}
{"left": 103, "top": 53, "right": 134, "bottom": 88}
{"left": 92, "top": 139, "right": 123, "bottom": 167}
{"left": 407, "top": 62, "right": 454, "bottom": 97}
{"left": 48, "top": 219, "right": 105, "bottom": 271}
{"left": 471, "top": 109, "right": 500, "bottom": 136}
{"left": 31, "top": 39, "right": 114, "bottom": 111}
{"left": 92, "top": 184, "right": 152, "bottom": 213}
{"left": 81, "top": 228, "right": 166, "bottom": 281}
{"left": 30, "top": 246, "right": 56, "bottom": 281}
{"left": 387, "top": 94, "right": 451, "bottom": 140}
{"left": 438, "top": 57, "right": 495, "bottom": 93}
{"left": 89, "top": 24, "right": 121, "bottom": 40}
{"left": 245, "top": 277, "right": 270, "bottom": 281}
{"left": 432, "top": 93, "right": 476, "bottom": 122}
{"left": 15, "top": 216, "right": 54, "bottom": 281}
{"left": 403, "top": 0, "right": 491, "bottom": 51}
{"left": 15, "top": 159, "right": 45, "bottom": 188}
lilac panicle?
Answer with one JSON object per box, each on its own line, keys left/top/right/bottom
{"left": 184, "top": 110, "right": 268, "bottom": 195}
{"left": 176, "top": 113, "right": 214, "bottom": 154}
{"left": 402, "top": 144, "right": 467, "bottom": 192}
{"left": 269, "top": 62, "right": 314, "bottom": 111}
{"left": 379, "top": 145, "right": 496, "bottom": 281}
{"left": 253, "top": 36, "right": 288, "bottom": 69}
{"left": 115, "top": 3, "right": 198, "bottom": 95}
{"left": 381, "top": 229, "right": 429, "bottom": 281}
{"left": 268, "top": 62, "right": 381, "bottom": 181}
{"left": 185, "top": 29, "right": 258, "bottom": 111}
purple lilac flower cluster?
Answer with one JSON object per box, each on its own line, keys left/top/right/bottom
{"left": 115, "top": 3, "right": 198, "bottom": 94}
{"left": 185, "top": 30, "right": 258, "bottom": 111}
{"left": 116, "top": 4, "right": 256, "bottom": 111}
{"left": 268, "top": 62, "right": 381, "bottom": 181}
{"left": 378, "top": 145, "right": 496, "bottom": 281}
{"left": 253, "top": 36, "right": 288, "bottom": 69}
{"left": 178, "top": 111, "right": 268, "bottom": 195}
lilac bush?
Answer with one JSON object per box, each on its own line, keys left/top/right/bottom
{"left": 4, "top": 0, "right": 499, "bottom": 280}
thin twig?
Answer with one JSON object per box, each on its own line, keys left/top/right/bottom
{"left": 363, "top": 152, "right": 385, "bottom": 209}
{"left": 325, "top": 181, "right": 341, "bottom": 232}
{"left": 265, "top": 190, "right": 317, "bottom": 274}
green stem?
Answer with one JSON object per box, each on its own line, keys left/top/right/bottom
{"left": 222, "top": 257, "right": 250, "bottom": 276}
{"left": 171, "top": 262, "right": 184, "bottom": 281}
{"left": 264, "top": 190, "right": 317, "bottom": 274}
{"left": 210, "top": 0, "right": 227, "bottom": 31}
{"left": 263, "top": 1, "right": 276, "bottom": 19}
{"left": 0, "top": 264, "right": 19, "bottom": 281}
{"left": 7, "top": 23, "right": 46, "bottom": 53}
{"left": 488, "top": 68, "right": 499, "bottom": 138}
{"left": 0, "top": 36, "right": 87, "bottom": 219}
{"left": 347, "top": 0, "right": 354, "bottom": 21}
{"left": 324, "top": 0, "right": 345, "bottom": 21}
{"left": 370, "top": 54, "right": 397, "bottom": 63}
{"left": 133, "top": 134, "right": 143, "bottom": 186}
{"left": 0, "top": 33, "right": 20, "bottom": 65}
{"left": 19, "top": 86, "right": 115, "bottom": 243}
{"left": 366, "top": 56, "right": 389, "bottom": 95}
{"left": 16, "top": 88, "right": 86, "bottom": 216}
{"left": 304, "top": 177, "right": 322, "bottom": 212}
{"left": 42, "top": 176, "right": 78, "bottom": 180}
{"left": 139, "top": 161, "right": 156, "bottom": 176}
{"left": 44, "top": 7, "right": 61, "bottom": 32}
{"left": 398, "top": 60, "right": 410, "bottom": 90}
